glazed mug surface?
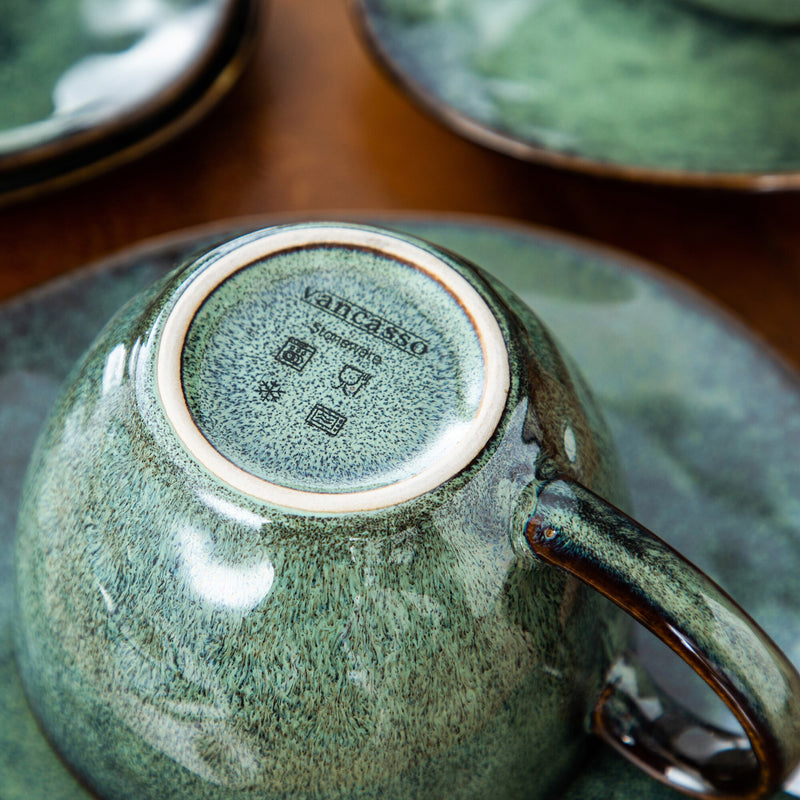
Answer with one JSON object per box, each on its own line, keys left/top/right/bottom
{"left": 13, "top": 223, "right": 800, "bottom": 800}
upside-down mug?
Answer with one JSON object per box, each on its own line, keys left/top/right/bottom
{"left": 14, "top": 222, "right": 800, "bottom": 800}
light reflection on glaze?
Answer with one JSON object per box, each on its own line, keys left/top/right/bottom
{"left": 101, "top": 342, "right": 127, "bottom": 395}
{"left": 0, "top": 0, "right": 226, "bottom": 154}
{"left": 177, "top": 526, "right": 275, "bottom": 611}
{"left": 98, "top": 582, "right": 117, "bottom": 613}
{"left": 82, "top": 0, "right": 183, "bottom": 36}
{"left": 53, "top": 1, "right": 221, "bottom": 119}
{"left": 195, "top": 489, "right": 271, "bottom": 530}
{"left": 564, "top": 424, "right": 577, "bottom": 463}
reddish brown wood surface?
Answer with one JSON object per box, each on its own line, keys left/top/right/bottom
{"left": 2, "top": 0, "right": 800, "bottom": 369}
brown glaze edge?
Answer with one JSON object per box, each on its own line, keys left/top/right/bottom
{"left": 525, "top": 481, "right": 796, "bottom": 800}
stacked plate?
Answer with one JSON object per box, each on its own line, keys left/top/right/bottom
{"left": 0, "top": 0, "right": 257, "bottom": 202}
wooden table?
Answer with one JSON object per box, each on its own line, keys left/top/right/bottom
{"left": 2, "top": 0, "right": 800, "bottom": 370}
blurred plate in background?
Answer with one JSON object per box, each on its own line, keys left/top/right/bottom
{"left": 352, "top": 0, "right": 800, "bottom": 190}
{"left": 0, "top": 0, "right": 258, "bottom": 203}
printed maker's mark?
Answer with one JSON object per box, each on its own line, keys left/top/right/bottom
{"left": 302, "top": 286, "right": 429, "bottom": 358}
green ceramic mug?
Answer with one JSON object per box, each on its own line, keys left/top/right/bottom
{"left": 13, "top": 222, "right": 800, "bottom": 800}
{"left": 677, "top": 0, "right": 800, "bottom": 24}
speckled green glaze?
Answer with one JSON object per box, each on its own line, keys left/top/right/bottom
{"left": 0, "top": 0, "right": 255, "bottom": 198}
{"left": 180, "top": 243, "right": 487, "bottom": 493}
{"left": 13, "top": 223, "right": 631, "bottom": 800}
{"left": 3, "top": 216, "right": 800, "bottom": 800}
{"left": 528, "top": 478, "right": 800, "bottom": 797}
{"left": 357, "top": 0, "right": 800, "bottom": 181}
{"left": 0, "top": 0, "right": 213, "bottom": 139}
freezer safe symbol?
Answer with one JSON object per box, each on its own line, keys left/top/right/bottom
{"left": 257, "top": 380, "right": 284, "bottom": 402}
{"left": 306, "top": 404, "right": 347, "bottom": 436}
{"left": 275, "top": 337, "right": 316, "bottom": 373}
{"left": 336, "top": 364, "right": 372, "bottom": 397}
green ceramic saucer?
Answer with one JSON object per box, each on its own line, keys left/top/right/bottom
{"left": 0, "top": 0, "right": 258, "bottom": 203}
{"left": 1, "top": 214, "right": 798, "bottom": 799}
{"left": 353, "top": 0, "right": 800, "bottom": 189}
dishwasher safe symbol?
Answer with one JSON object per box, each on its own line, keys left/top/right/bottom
{"left": 275, "top": 337, "right": 316, "bottom": 373}
{"left": 335, "top": 364, "right": 372, "bottom": 397}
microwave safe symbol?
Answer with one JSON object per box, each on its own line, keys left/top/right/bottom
{"left": 336, "top": 364, "right": 373, "bottom": 397}
{"left": 306, "top": 404, "right": 347, "bottom": 437}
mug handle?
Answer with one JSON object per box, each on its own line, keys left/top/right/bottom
{"left": 523, "top": 477, "right": 800, "bottom": 800}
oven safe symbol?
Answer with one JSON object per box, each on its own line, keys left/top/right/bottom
{"left": 335, "top": 364, "right": 372, "bottom": 397}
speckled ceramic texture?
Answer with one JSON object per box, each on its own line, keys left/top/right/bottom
{"left": 2, "top": 216, "right": 799, "bottom": 800}
{"left": 354, "top": 0, "right": 800, "bottom": 187}
{"left": 179, "top": 242, "right": 489, "bottom": 493}
{"left": 528, "top": 478, "right": 800, "bottom": 797}
{"left": 13, "top": 223, "right": 632, "bottom": 800}
{"left": 0, "top": 0, "right": 256, "bottom": 201}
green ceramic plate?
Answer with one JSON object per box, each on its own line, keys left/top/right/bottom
{"left": 1, "top": 214, "right": 798, "bottom": 799}
{"left": 352, "top": 0, "right": 800, "bottom": 189}
{"left": 0, "top": 0, "right": 257, "bottom": 203}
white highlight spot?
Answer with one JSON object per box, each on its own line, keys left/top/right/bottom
{"left": 82, "top": 0, "right": 173, "bottom": 36}
{"left": 563, "top": 424, "right": 577, "bottom": 462}
{"left": 54, "top": 2, "right": 219, "bottom": 117}
{"left": 664, "top": 766, "right": 708, "bottom": 794}
{"left": 195, "top": 489, "right": 271, "bottom": 531}
{"left": 98, "top": 582, "right": 116, "bottom": 613}
{"left": 178, "top": 527, "right": 275, "bottom": 611}
{"left": 102, "top": 343, "right": 127, "bottom": 394}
